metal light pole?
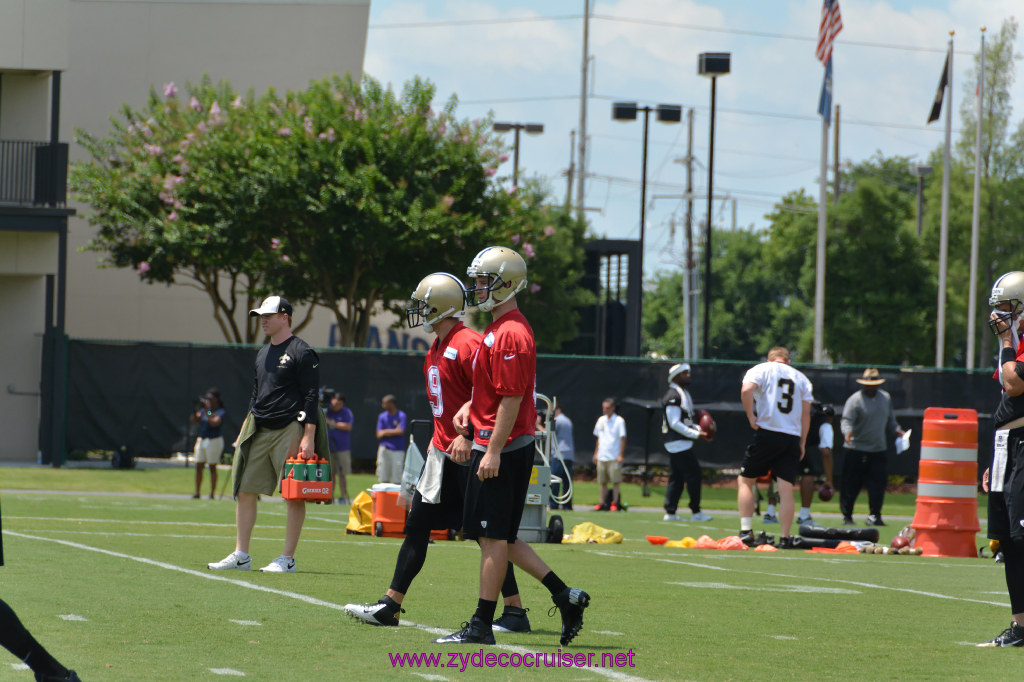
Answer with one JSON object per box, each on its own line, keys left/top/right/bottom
{"left": 612, "top": 102, "right": 682, "bottom": 356}
{"left": 698, "top": 52, "right": 730, "bottom": 359}
{"left": 492, "top": 121, "right": 544, "bottom": 186}
{"left": 913, "top": 165, "right": 933, "bottom": 237}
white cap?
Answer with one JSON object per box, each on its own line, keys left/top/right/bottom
{"left": 249, "top": 295, "right": 293, "bottom": 317}
{"left": 667, "top": 363, "right": 691, "bottom": 381}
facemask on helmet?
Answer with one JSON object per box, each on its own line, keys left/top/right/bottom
{"left": 988, "top": 271, "right": 1024, "bottom": 335}
{"left": 406, "top": 272, "right": 467, "bottom": 333}
{"left": 465, "top": 246, "right": 528, "bottom": 313}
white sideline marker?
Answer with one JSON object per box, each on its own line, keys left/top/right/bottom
{"left": 669, "top": 581, "right": 861, "bottom": 595}
{"left": 229, "top": 619, "right": 261, "bottom": 626}
{"left": 59, "top": 614, "right": 88, "bottom": 621}
{"left": 209, "top": 668, "right": 246, "bottom": 676}
{"left": 10, "top": 663, "right": 29, "bottom": 671}
{"left": 594, "top": 630, "right": 625, "bottom": 636}
{"left": 411, "top": 674, "right": 448, "bottom": 681}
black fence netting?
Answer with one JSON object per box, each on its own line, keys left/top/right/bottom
{"left": 67, "top": 340, "right": 1002, "bottom": 480}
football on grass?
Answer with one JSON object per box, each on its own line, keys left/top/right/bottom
{"left": 891, "top": 535, "right": 910, "bottom": 550}
{"left": 697, "top": 409, "right": 716, "bottom": 441}
{"left": 818, "top": 483, "right": 834, "bottom": 502}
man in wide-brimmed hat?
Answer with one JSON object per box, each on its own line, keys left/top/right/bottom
{"left": 838, "top": 368, "right": 904, "bottom": 526}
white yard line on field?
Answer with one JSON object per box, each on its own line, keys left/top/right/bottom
{"left": 6, "top": 531, "right": 651, "bottom": 682}
{"left": 588, "top": 549, "right": 1008, "bottom": 608}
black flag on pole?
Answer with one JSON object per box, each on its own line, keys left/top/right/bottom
{"left": 927, "top": 47, "right": 950, "bottom": 124}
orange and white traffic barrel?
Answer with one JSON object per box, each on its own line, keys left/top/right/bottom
{"left": 910, "top": 408, "right": 980, "bottom": 557}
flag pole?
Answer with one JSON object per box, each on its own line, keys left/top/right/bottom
{"left": 814, "top": 87, "right": 828, "bottom": 365}
{"left": 966, "top": 27, "right": 986, "bottom": 371}
{"left": 936, "top": 32, "right": 953, "bottom": 369}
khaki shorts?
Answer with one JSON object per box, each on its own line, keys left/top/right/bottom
{"left": 193, "top": 436, "right": 224, "bottom": 465}
{"left": 596, "top": 459, "right": 623, "bottom": 484}
{"left": 376, "top": 445, "right": 404, "bottom": 484}
{"left": 329, "top": 449, "right": 352, "bottom": 476}
{"left": 238, "top": 423, "right": 302, "bottom": 496}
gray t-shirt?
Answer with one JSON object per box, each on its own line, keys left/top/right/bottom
{"left": 841, "top": 389, "right": 897, "bottom": 453}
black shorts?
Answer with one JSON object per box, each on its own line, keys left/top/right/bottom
{"left": 405, "top": 456, "right": 470, "bottom": 532}
{"left": 988, "top": 435, "right": 1024, "bottom": 542}
{"left": 462, "top": 442, "right": 534, "bottom": 543}
{"left": 800, "top": 447, "right": 824, "bottom": 477}
{"left": 740, "top": 429, "right": 801, "bottom": 484}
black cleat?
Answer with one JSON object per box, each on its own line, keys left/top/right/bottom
{"left": 550, "top": 587, "right": 590, "bottom": 645}
{"left": 778, "top": 536, "right": 808, "bottom": 550}
{"left": 344, "top": 599, "right": 404, "bottom": 626}
{"left": 492, "top": 606, "right": 531, "bottom": 633}
{"left": 739, "top": 530, "right": 756, "bottom": 547}
{"left": 433, "top": 617, "right": 495, "bottom": 644}
{"left": 841, "top": 516, "right": 855, "bottom": 526}
{"left": 977, "top": 621, "right": 1024, "bottom": 647}
{"left": 865, "top": 515, "right": 886, "bottom": 527}
{"left": 35, "top": 671, "right": 81, "bottom": 682}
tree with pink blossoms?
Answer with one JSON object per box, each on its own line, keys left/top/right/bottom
{"left": 72, "top": 74, "right": 591, "bottom": 348}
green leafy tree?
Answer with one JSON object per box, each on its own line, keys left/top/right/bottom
{"left": 824, "top": 177, "right": 933, "bottom": 364}
{"left": 72, "top": 75, "right": 592, "bottom": 347}
{"left": 947, "top": 18, "right": 1024, "bottom": 366}
{"left": 72, "top": 79, "right": 285, "bottom": 343}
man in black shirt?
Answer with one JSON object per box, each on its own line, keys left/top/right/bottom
{"left": 208, "top": 296, "right": 321, "bottom": 574}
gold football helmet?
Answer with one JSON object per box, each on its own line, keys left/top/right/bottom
{"left": 465, "top": 246, "right": 527, "bottom": 312}
{"left": 988, "top": 271, "right": 1024, "bottom": 335}
{"left": 406, "top": 272, "right": 467, "bottom": 332}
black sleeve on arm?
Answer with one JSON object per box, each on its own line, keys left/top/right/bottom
{"left": 297, "top": 347, "right": 320, "bottom": 424}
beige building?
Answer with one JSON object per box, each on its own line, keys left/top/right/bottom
{"left": 0, "top": 0, "right": 420, "bottom": 463}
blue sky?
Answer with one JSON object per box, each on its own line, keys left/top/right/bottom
{"left": 364, "top": 0, "right": 1023, "bottom": 278}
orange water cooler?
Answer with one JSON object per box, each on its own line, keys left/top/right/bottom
{"left": 910, "top": 408, "right": 980, "bottom": 557}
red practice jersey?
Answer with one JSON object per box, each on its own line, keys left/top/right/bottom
{"left": 470, "top": 309, "right": 537, "bottom": 449}
{"left": 992, "top": 331, "right": 1024, "bottom": 385}
{"left": 424, "top": 322, "right": 481, "bottom": 452}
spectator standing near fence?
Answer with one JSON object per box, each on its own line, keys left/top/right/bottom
{"left": 737, "top": 347, "right": 813, "bottom": 547}
{"left": 661, "top": 364, "right": 712, "bottom": 522}
{"left": 592, "top": 398, "right": 626, "bottom": 511}
{"left": 838, "top": 369, "right": 904, "bottom": 527}
{"left": 326, "top": 392, "right": 353, "bottom": 504}
{"left": 550, "top": 406, "right": 575, "bottom": 510}
{"left": 375, "top": 394, "right": 407, "bottom": 484}
{"left": 207, "top": 295, "right": 326, "bottom": 574}
{"left": 797, "top": 402, "right": 835, "bottom": 527}
{"left": 190, "top": 388, "right": 226, "bottom": 499}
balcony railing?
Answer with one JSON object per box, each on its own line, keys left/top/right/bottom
{"left": 0, "top": 140, "right": 69, "bottom": 207}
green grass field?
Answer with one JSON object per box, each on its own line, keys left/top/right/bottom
{"left": 0, "top": 466, "right": 1016, "bottom": 680}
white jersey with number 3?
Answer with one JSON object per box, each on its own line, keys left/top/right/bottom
{"left": 742, "top": 361, "right": 814, "bottom": 436}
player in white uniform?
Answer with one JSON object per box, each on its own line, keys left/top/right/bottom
{"left": 738, "top": 347, "right": 814, "bottom": 547}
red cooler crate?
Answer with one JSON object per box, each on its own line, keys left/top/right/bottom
{"left": 371, "top": 484, "right": 407, "bottom": 537}
{"left": 280, "top": 456, "right": 333, "bottom": 502}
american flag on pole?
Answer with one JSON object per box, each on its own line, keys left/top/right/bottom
{"left": 816, "top": 0, "right": 843, "bottom": 64}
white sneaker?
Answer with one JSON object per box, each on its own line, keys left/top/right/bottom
{"left": 259, "top": 555, "right": 296, "bottom": 573}
{"left": 663, "top": 513, "right": 682, "bottom": 521}
{"left": 691, "top": 511, "right": 714, "bottom": 522}
{"left": 208, "top": 550, "right": 251, "bottom": 571}
{"left": 798, "top": 515, "right": 820, "bottom": 527}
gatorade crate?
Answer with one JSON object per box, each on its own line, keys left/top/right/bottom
{"left": 280, "top": 456, "right": 333, "bottom": 502}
